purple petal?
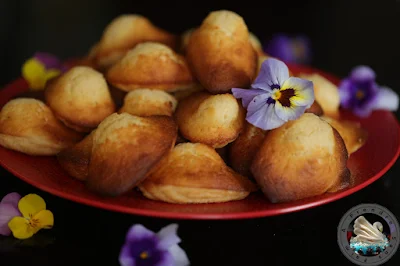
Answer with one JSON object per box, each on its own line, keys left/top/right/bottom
{"left": 338, "top": 79, "right": 353, "bottom": 108}
{"left": 281, "top": 77, "right": 314, "bottom": 108}
{"left": 246, "top": 94, "right": 285, "bottom": 130}
{"left": 274, "top": 103, "right": 307, "bottom": 122}
{"left": 0, "top": 203, "right": 21, "bottom": 236}
{"left": 252, "top": 58, "right": 289, "bottom": 90}
{"left": 264, "top": 34, "right": 293, "bottom": 63}
{"left": 157, "top": 224, "right": 181, "bottom": 251}
{"left": 126, "top": 224, "right": 157, "bottom": 242}
{"left": 372, "top": 86, "right": 399, "bottom": 111}
{"left": 168, "top": 245, "right": 190, "bottom": 266}
{"left": 350, "top": 65, "right": 376, "bottom": 82}
{"left": 0, "top": 192, "right": 21, "bottom": 208}
{"left": 34, "top": 52, "right": 63, "bottom": 70}
{"left": 231, "top": 88, "right": 267, "bottom": 108}
{"left": 119, "top": 245, "right": 136, "bottom": 266}
{"left": 290, "top": 35, "right": 312, "bottom": 64}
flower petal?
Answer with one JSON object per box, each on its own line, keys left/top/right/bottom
{"left": 338, "top": 79, "right": 353, "bottom": 108}
{"left": 252, "top": 58, "right": 289, "bottom": 90}
{"left": 18, "top": 194, "right": 46, "bottom": 218}
{"left": 157, "top": 224, "right": 181, "bottom": 250}
{"left": 119, "top": 245, "right": 136, "bottom": 266}
{"left": 45, "top": 69, "right": 61, "bottom": 81}
{"left": 21, "top": 58, "right": 47, "bottom": 90}
{"left": 168, "top": 244, "right": 190, "bottom": 266}
{"left": 281, "top": 77, "right": 314, "bottom": 107}
{"left": 0, "top": 203, "right": 21, "bottom": 236}
{"left": 8, "top": 216, "right": 34, "bottom": 239}
{"left": 372, "top": 86, "right": 399, "bottom": 112}
{"left": 274, "top": 102, "right": 308, "bottom": 121}
{"left": 231, "top": 88, "right": 266, "bottom": 108}
{"left": 34, "top": 210, "right": 54, "bottom": 230}
{"left": 0, "top": 192, "right": 21, "bottom": 208}
{"left": 247, "top": 94, "right": 285, "bottom": 130}
{"left": 126, "top": 224, "right": 156, "bottom": 242}
{"left": 34, "top": 52, "right": 62, "bottom": 69}
{"left": 350, "top": 65, "right": 376, "bottom": 82}
{"left": 264, "top": 34, "right": 293, "bottom": 63}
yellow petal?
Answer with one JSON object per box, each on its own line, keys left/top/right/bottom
{"left": 21, "top": 58, "right": 48, "bottom": 90}
{"left": 34, "top": 210, "right": 54, "bottom": 230}
{"left": 8, "top": 217, "right": 35, "bottom": 239}
{"left": 44, "top": 69, "right": 61, "bottom": 82}
{"left": 18, "top": 194, "right": 46, "bottom": 218}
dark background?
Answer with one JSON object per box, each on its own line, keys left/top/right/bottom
{"left": 0, "top": 1, "right": 399, "bottom": 265}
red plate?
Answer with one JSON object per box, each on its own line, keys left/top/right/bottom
{"left": 0, "top": 65, "right": 399, "bottom": 220}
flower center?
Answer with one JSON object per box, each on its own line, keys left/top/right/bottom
{"left": 356, "top": 90, "right": 365, "bottom": 100}
{"left": 271, "top": 88, "right": 296, "bottom": 107}
{"left": 27, "top": 213, "right": 40, "bottom": 228}
{"left": 140, "top": 251, "right": 149, "bottom": 260}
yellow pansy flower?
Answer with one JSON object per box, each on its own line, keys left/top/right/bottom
{"left": 21, "top": 58, "right": 61, "bottom": 91}
{"left": 8, "top": 194, "right": 54, "bottom": 239}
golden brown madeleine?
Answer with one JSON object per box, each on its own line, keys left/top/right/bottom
{"left": 138, "top": 143, "right": 258, "bottom": 204}
{"left": 0, "top": 98, "right": 83, "bottom": 156}
{"left": 186, "top": 10, "right": 258, "bottom": 94}
{"left": 44, "top": 66, "right": 116, "bottom": 132}
{"left": 321, "top": 116, "right": 368, "bottom": 155}
{"left": 106, "top": 42, "right": 195, "bottom": 92}
{"left": 92, "top": 14, "right": 177, "bottom": 69}
{"left": 305, "top": 100, "right": 323, "bottom": 116}
{"left": 119, "top": 89, "right": 178, "bottom": 117}
{"left": 251, "top": 113, "right": 349, "bottom": 203}
{"left": 86, "top": 113, "right": 177, "bottom": 196}
{"left": 298, "top": 73, "right": 340, "bottom": 118}
{"left": 175, "top": 91, "right": 245, "bottom": 148}
{"left": 249, "top": 32, "right": 264, "bottom": 56}
{"left": 57, "top": 130, "right": 95, "bottom": 181}
{"left": 229, "top": 122, "right": 267, "bottom": 178}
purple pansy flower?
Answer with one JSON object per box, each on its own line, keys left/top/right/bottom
{"left": 119, "top": 224, "right": 189, "bottom": 266}
{"left": 338, "top": 66, "right": 399, "bottom": 117}
{"left": 264, "top": 33, "right": 311, "bottom": 65}
{"left": 34, "top": 52, "right": 68, "bottom": 72}
{"left": 232, "top": 58, "right": 314, "bottom": 131}
{"left": 0, "top": 193, "right": 22, "bottom": 236}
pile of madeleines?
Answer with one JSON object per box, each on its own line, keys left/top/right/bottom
{"left": 0, "top": 10, "right": 368, "bottom": 204}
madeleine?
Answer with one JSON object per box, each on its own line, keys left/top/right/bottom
{"left": 229, "top": 122, "right": 267, "bottom": 178}
{"left": 251, "top": 113, "right": 350, "bottom": 203}
{"left": 321, "top": 116, "right": 368, "bottom": 155}
{"left": 106, "top": 42, "right": 195, "bottom": 92}
{"left": 139, "top": 143, "right": 258, "bottom": 204}
{"left": 86, "top": 113, "right": 177, "bottom": 196}
{"left": 44, "top": 66, "right": 116, "bottom": 132}
{"left": 119, "top": 89, "right": 178, "bottom": 117}
{"left": 175, "top": 91, "right": 245, "bottom": 148}
{"left": 0, "top": 98, "right": 82, "bottom": 156}
{"left": 186, "top": 10, "right": 257, "bottom": 94}
{"left": 249, "top": 32, "right": 265, "bottom": 56}
{"left": 91, "top": 14, "right": 177, "bottom": 69}
{"left": 298, "top": 73, "right": 340, "bottom": 118}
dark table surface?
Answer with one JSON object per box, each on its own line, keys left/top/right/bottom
{"left": 0, "top": 99, "right": 399, "bottom": 266}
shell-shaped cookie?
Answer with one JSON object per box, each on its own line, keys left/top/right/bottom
{"left": 251, "top": 113, "right": 350, "bottom": 203}
{"left": 138, "top": 142, "right": 258, "bottom": 204}
{"left": 86, "top": 113, "right": 177, "bottom": 196}
{"left": 106, "top": 42, "right": 195, "bottom": 92}
{"left": 175, "top": 91, "right": 245, "bottom": 148}
{"left": 321, "top": 116, "right": 368, "bottom": 155}
{"left": 186, "top": 10, "right": 258, "bottom": 94}
{"left": 92, "top": 14, "right": 177, "bottom": 69}
{"left": 119, "top": 89, "right": 178, "bottom": 117}
{"left": 44, "top": 66, "right": 116, "bottom": 132}
{"left": 0, "top": 98, "right": 83, "bottom": 156}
